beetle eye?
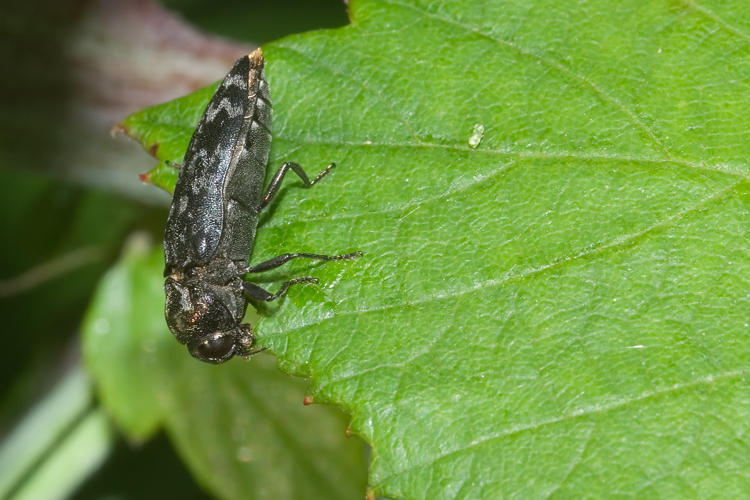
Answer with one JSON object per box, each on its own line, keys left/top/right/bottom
{"left": 188, "top": 334, "right": 235, "bottom": 363}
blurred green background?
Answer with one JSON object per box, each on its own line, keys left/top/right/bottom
{"left": 0, "top": 1, "right": 349, "bottom": 499}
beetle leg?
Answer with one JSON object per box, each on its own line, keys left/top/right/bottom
{"left": 242, "top": 277, "right": 318, "bottom": 302}
{"left": 241, "top": 251, "right": 362, "bottom": 275}
{"left": 257, "top": 162, "right": 335, "bottom": 212}
{"left": 240, "top": 347, "right": 268, "bottom": 358}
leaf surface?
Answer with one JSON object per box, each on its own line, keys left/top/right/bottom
{"left": 120, "top": 0, "right": 750, "bottom": 498}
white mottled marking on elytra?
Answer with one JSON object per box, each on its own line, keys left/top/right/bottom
{"left": 224, "top": 72, "right": 244, "bottom": 88}
{"left": 206, "top": 97, "right": 242, "bottom": 120}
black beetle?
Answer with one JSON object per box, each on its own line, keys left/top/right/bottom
{"left": 163, "top": 49, "right": 360, "bottom": 364}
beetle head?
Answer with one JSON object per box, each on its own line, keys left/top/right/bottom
{"left": 164, "top": 276, "right": 252, "bottom": 364}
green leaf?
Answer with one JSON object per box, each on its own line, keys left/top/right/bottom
{"left": 82, "top": 235, "right": 166, "bottom": 440}
{"left": 82, "top": 236, "right": 367, "bottom": 500}
{"left": 119, "top": 0, "right": 750, "bottom": 498}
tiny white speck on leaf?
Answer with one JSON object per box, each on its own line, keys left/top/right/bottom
{"left": 468, "top": 124, "right": 484, "bottom": 148}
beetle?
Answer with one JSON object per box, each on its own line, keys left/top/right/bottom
{"left": 163, "top": 49, "right": 360, "bottom": 364}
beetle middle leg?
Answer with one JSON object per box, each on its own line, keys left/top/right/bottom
{"left": 242, "top": 277, "right": 318, "bottom": 302}
{"left": 242, "top": 251, "right": 362, "bottom": 274}
{"left": 257, "top": 162, "right": 335, "bottom": 212}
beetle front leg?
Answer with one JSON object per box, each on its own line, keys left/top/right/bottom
{"left": 242, "top": 277, "right": 318, "bottom": 302}
{"left": 257, "top": 162, "right": 335, "bottom": 212}
{"left": 234, "top": 324, "right": 268, "bottom": 358}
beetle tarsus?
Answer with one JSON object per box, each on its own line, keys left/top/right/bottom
{"left": 240, "top": 347, "right": 268, "bottom": 359}
{"left": 310, "top": 162, "right": 335, "bottom": 185}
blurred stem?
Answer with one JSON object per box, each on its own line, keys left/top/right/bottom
{"left": 0, "top": 246, "right": 106, "bottom": 298}
{"left": 0, "top": 364, "right": 114, "bottom": 500}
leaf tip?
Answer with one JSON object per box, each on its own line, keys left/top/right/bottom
{"left": 303, "top": 395, "right": 313, "bottom": 406}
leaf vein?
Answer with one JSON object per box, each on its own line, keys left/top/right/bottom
{"left": 275, "top": 137, "right": 741, "bottom": 177}
{"left": 379, "top": 0, "right": 674, "bottom": 158}
{"left": 689, "top": 1, "right": 750, "bottom": 43}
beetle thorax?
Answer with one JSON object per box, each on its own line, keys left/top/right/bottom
{"left": 164, "top": 272, "right": 245, "bottom": 345}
